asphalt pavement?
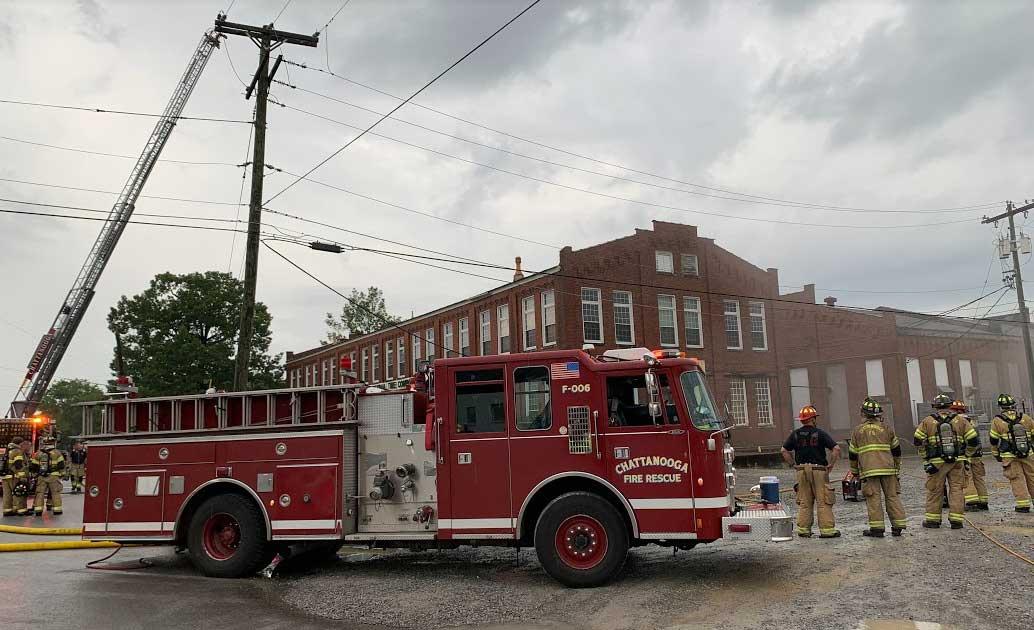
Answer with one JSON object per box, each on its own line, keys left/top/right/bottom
{"left": 0, "top": 486, "right": 340, "bottom": 630}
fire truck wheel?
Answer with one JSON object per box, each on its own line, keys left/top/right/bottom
{"left": 534, "top": 492, "right": 628, "bottom": 588}
{"left": 187, "top": 494, "right": 271, "bottom": 578}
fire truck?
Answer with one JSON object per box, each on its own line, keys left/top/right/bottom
{"left": 78, "top": 348, "right": 791, "bottom": 587}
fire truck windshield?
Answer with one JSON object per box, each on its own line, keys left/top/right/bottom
{"left": 680, "top": 371, "right": 722, "bottom": 430}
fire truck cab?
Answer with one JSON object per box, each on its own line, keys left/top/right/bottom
{"left": 79, "top": 348, "right": 790, "bottom": 587}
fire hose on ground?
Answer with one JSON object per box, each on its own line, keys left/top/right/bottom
{"left": 0, "top": 524, "right": 83, "bottom": 536}
{"left": 0, "top": 540, "right": 120, "bottom": 552}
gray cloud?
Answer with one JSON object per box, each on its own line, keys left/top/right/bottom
{"left": 764, "top": 1, "right": 1034, "bottom": 146}
{"left": 76, "top": 0, "right": 124, "bottom": 44}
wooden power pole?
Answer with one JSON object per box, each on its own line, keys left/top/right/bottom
{"left": 983, "top": 200, "right": 1034, "bottom": 402}
{"left": 214, "top": 15, "right": 317, "bottom": 391}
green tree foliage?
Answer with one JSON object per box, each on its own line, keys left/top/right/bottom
{"left": 38, "top": 378, "right": 106, "bottom": 440}
{"left": 107, "top": 271, "right": 282, "bottom": 396}
{"left": 324, "top": 286, "right": 401, "bottom": 344}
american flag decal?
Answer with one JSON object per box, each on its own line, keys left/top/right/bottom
{"left": 551, "top": 361, "right": 580, "bottom": 380}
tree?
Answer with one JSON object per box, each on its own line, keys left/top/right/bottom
{"left": 107, "top": 271, "right": 282, "bottom": 396}
{"left": 39, "top": 378, "right": 105, "bottom": 441}
{"left": 324, "top": 286, "right": 401, "bottom": 344}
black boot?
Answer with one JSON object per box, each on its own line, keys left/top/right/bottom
{"left": 950, "top": 522, "right": 963, "bottom": 529}
{"left": 891, "top": 528, "right": 904, "bottom": 537}
{"left": 1016, "top": 506, "right": 1031, "bottom": 513}
{"left": 863, "top": 529, "right": 885, "bottom": 538}
{"left": 922, "top": 521, "right": 940, "bottom": 529}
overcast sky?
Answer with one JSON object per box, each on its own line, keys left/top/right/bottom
{"left": 1, "top": 0, "right": 1031, "bottom": 396}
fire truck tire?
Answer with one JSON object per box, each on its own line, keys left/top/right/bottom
{"left": 534, "top": 492, "right": 628, "bottom": 588}
{"left": 186, "top": 494, "right": 271, "bottom": 578}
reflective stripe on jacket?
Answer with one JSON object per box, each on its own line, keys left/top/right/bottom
{"left": 914, "top": 413, "right": 979, "bottom": 464}
{"left": 990, "top": 412, "right": 1034, "bottom": 459}
{"left": 849, "top": 419, "right": 901, "bottom": 478}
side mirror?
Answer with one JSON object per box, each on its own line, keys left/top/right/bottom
{"left": 645, "top": 370, "right": 661, "bottom": 423}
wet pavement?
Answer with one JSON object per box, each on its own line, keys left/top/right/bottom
{"left": 0, "top": 487, "right": 338, "bottom": 630}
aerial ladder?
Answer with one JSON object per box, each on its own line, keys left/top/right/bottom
{"left": 6, "top": 26, "right": 225, "bottom": 419}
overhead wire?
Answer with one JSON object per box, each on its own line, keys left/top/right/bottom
{"left": 273, "top": 0, "right": 293, "bottom": 22}
{"left": 0, "top": 135, "right": 245, "bottom": 167}
{"left": 263, "top": 0, "right": 544, "bottom": 205}
{"left": 0, "top": 176, "right": 244, "bottom": 206}
{"left": 281, "top": 58, "right": 1004, "bottom": 215}
{"left": 266, "top": 100, "right": 983, "bottom": 230}
{"left": 272, "top": 79, "right": 997, "bottom": 216}
{"left": 0, "top": 99, "right": 250, "bottom": 123}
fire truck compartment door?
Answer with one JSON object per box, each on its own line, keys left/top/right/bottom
{"left": 106, "top": 469, "right": 170, "bottom": 536}
{"left": 271, "top": 463, "right": 340, "bottom": 536}
{"left": 446, "top": 368, "right": 513, "bottom": 536}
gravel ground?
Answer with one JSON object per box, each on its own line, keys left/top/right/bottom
{"left": 276, "top": 456, "right": 1033, "bottom": 630}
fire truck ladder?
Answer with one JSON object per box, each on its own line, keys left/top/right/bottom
{"left": 7, "top": 28, "right": 225, "bottom": 419}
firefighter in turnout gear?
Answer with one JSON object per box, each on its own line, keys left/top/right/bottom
{"left": 952, "top": 400, "right": 989, "bottom": 511}
{"left": 848, "top": 398, "right": 907, "bottom": 537}
{"left": 68, "top": 441, "right": 87, "bottom": 493}
{"left": 30, "top": 436, "right": 64, "bottom": 515}
{"left": 781, "top": 405, "right": 842, "bottom": 538}
{"left": 914, "top": 393, "right": 980, "bottom": 528}
{"left": 2, "top": 437, "right": 30, "bottom": 516}
{"left": 989, "top": 393, "right": 1034, "bottom": 513}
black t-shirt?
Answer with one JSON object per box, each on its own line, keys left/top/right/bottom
{"left": 782, "top": 425, "right": 837, "bottom": 466}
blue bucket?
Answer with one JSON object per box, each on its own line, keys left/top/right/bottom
{"left": 759, "top": 476, "right": 780, "bottom": 504}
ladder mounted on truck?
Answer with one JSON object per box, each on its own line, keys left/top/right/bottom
{"left": 7, "top": 26, "right": 225, "bottom": 419}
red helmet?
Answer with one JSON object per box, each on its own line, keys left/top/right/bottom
{"left": 950, "top": 400, "right": 967, "bottom": 413}
{"left": 798, "top": 405, "right": 819, "bottom": 423}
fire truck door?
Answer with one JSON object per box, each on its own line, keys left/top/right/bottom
{"left": 106, "top": 469, "right": 169, "bottom": 536}
{"left": 445, "top": 367, "right": 513, "bottom": 536}
{"left": 604, "top": 372, "right": 695, "bottom": 536}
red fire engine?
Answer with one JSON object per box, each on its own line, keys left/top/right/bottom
{"left": 78, "top": 348, "right": 791, "bottom": 587}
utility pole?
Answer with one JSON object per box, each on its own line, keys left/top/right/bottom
{"left": 214, "top": 15, "right": 317, "bottom": 391}
{"left": 983, "top": 200, "right": 1034, "bottom": 402}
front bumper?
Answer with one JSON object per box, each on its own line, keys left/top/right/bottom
{"left": 721, "top": 503, "right": 793, "bottom": 542}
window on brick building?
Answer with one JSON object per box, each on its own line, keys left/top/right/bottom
{"left": 754, "top": 379, "right": 772, "bottom": 426}
{"left": 613, "top": 290, "right": 634, "bottom": 345}
{"left": 657, "top": 294, "right": 678, "bottom": 347}
{"left": 321, "top": 359, "right": 328, "bottom": 385}
{"left": 385, "top": 342, "right": 394, "bottom": 380}
{"left": 683, "top": 296, "right": 703, "bottom": 348}
{"left": 349, "top": 352, "right": 356, "bottom": 376}
{"left": 289, "top": 369, "right": 296, "bottom": 388}
{"left": 412, "top": 334, "right": 421, "bottom": 373}
{"left": 372, "top": 345, "right": 380, "bottom": 381}
{"left": 425, "top": 327, "right": 436, "bottom": 362}
{"left": 498, "top": 304, "right": 510, "bottom": 354}
{"left": 459, "top": 317, "right": 470, "bottom": 356}
{"left": 444, "top": 322, "right": 454, "bottom": 357}
{"left": 361, "top": 348, "right": 369, "bottom": 382}
{"left": 397, "top": 337, "right": 406, "bottom": 378}
{"left": 724, "top": 300, "right": 742, "bottom": 350}
{"left": 480, "top": 310, "right": 492, "bottom": 355}
{"left": 681, "top": 254, "right": 699, "bottom": 276}
{"left": 541, "top": 290, "right": 556, "bottom": 346}
{"left": 655, "top": 251, "right": 674, "bottom": 273}
{"left": 522, "top": 296, "right": 537, "bottom": 350}
{"left": 729, "top": 378, "right": 748, "bottom": 426}
{"left": 581, "top": 288, "right": 603, "bottom": 343}
{"left": 749, "top": 302, "right": 767, "bottom": 350}
{"left": 305, "top": 364, "right": 312, "bottom": 387}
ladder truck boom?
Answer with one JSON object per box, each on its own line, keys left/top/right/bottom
{"left": 7, "top": 28, "right": 224, "bottom": 419}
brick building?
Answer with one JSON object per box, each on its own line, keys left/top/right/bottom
{"left": 285, "top": 219, "right": 1032, "bottom": 453}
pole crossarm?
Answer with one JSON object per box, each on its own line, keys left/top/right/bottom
{"left": 214, "top": 17, "right": 319, "bottom": 48}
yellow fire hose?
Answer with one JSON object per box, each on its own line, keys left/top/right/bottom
{"left": 0, "top": 540, "right": 120, "bottom": 552}
{"left": 963, "top": 517, "right": 1034, "bottom": 567}
{"left": 0, "top": 524, "right": 83, "bottom": 536}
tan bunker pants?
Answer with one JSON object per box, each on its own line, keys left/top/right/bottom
{"left": 795, "top": 464, "right": 836, "bottom": 536}
{"left": 862, "top": 474, "right": 906, "bottom": 531}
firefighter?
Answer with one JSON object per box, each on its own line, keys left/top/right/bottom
{"left": 989, "top": 393, "right": 1034, "bottom": 513}
{"left": 68, "top": 441, "right": 87, "bottom": 493}
{"left": 781, "top": 404, "right": 841, "bottom": 538}
{"left": 914, "top": 393, "right": 980, "bottom": 528}
{"left": 951, "top": 400, "right": 989, "bottom": 511}
{"left": 848, "top": 398, "right": 907, "bottom": 537}
{"left": 2, "top": 437, "right": 31, "bottom": 516}
{"left": 29, "top": 436, "right": 64, "bottom": 515}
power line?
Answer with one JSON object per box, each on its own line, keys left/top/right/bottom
{"left": 282, "top": 58, "right": 1004, "bottom": 215}
{"left": 273, "top": 0, "right": 293, "bottom": 22}
{"left": 274, "top": 79, "right": 998, "bottom": 216}
{"left": 907, "top": 289, "right": 1014, "bottom": 363}
{"left": 223, "top": 39, "right": 250, "bottom": 89}
{"left": 318, "top": 0, "right": 352, "bottom": 33}
{"left": 0, "top": 175, "right": 244, "bottom": 206}
{"left": 0, "top": 134, "right": 244, "bottom": 167}
{"left": 0, "top": 99, "right": 251, "bottom": 123}
{"left": 267, "top": 101, "right": 982, "bottom": 230}
{"left": 264, "top": 0, "right": 544, "bottom": 205}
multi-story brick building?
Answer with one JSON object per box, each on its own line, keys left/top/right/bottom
{"left": 285, "top": 219, "right": 1032, "bottom": 453}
